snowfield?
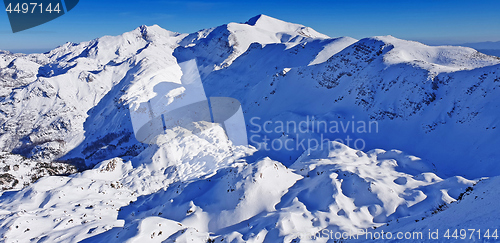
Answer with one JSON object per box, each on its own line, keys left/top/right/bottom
{"left": 0, "top": 137, "right": 478, "bottom": 242}
{"left": 0, "top": 14, "right": 499, "bottom": 242}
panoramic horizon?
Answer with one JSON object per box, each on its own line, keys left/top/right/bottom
{"left": 1, "top": 1, "right": 500, "bottom": 242}
{"left": 1, "top": 0, "right": 500, "bottom": 53}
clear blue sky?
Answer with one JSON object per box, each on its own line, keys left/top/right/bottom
{"left": 1, "top": 0, "right": 500, "bottom": 53}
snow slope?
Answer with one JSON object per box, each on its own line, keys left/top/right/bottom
{"left": 0, "top": 14, "right": 499, "bottom": 242}
{"left": 201, "top": 34, "right": 500, "bottom": 178}
{"left": 0, "top": 140, "right": 475, "bottom": 242}
{"left": 350, "top": 176, "right": 500, "bottom": 242}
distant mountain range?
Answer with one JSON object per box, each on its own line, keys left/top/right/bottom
{"left": 460, "top": 41, "right": 500, "bottom": 50}
{"left": 454, "top": 41, "right": 500, "bottom": 57}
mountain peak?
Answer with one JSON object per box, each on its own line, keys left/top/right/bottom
{"left": 245, "top": 14, "right": 277, "bottom": 26}
{"left": 135, "top": 24, "right": 165, "bottom": 35}
{"left": 241, "top": 14, "right": 329, "bottom": 39}
{"left": 245, "top": 14, "right": 296, "bottom": 28}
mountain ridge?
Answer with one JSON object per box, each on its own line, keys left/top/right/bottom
{"left": 1, "top": 15, "right": 499, "bottom": 174}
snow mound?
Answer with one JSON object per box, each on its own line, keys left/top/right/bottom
{"left": 0, "top": 140, "right": 474, "bottom": 242}
{"left": 353, "top": 176, "right": 500, "bottom": 242}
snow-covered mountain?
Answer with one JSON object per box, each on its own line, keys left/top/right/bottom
{"left": 0, "top": 14, "right": 499, "bottom": 242}
{"left": 205, "top": 34, "right": 500, "bottom": 178}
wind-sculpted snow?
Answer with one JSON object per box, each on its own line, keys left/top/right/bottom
{"left": 0, "top": 14, "right": 499, "bottom": 243}
{"left": 0, "top": 136, "right": 475, "bottom": 242}
{"left": 0, "top": 126, "right": 251, "bottom": 242}
{"left": 353, "top": 176, "right": 500, "bottom": 242}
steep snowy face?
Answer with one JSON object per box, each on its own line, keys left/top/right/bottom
{"left": 305, "top": 39, "right": 500, "bottom": 178}
{"left": 309, "top": 36, "right": 359, "bottom": 65}
{"left": 0, "top": 25, "right": 188, "bottom": 167}
{"left": 200, "top": 34, "right": 500, "bottom": 178}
